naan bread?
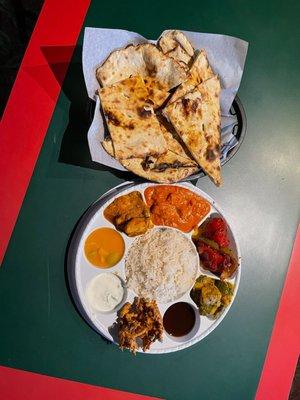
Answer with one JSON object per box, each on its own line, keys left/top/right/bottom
{"left": 99, "top": 76, "right": 167, "bottom": 160}
{"left": 95, "top": 35, "right": 222, "bottom": 185}
{"left": 143, "top": 77, "right": 170, "bottom": 108}
{"left": 102, "top": 120, "right": 197, "bottom": 164}
{"left": 146, "top": 122, "right": 197, "bottom": 169}
{"left": 171, "top": 50, "right": 214, "bottom": 103}
{"left": 101, "top": 122, "right": 198, "bottom": 183}
{"left": 101, "top": 137, "right": 115, "bottom": 157}
{"left": 158, "top": 30, "right": 194, "bottom": 66}
{"left": 97, "top": 43, "right": 187, "bottom": 90}
{"left": 163, "top": 75, "right": 222, "bottom": 186}
{"left": 102, "top": 137, "right": 197, "bottom": 183}
{"left": 157, "top": 121, "right": 190, "bottom": 157}
{"left": 120, "top": 157, "right": 197, "bottom": 183}
{"left": 99, "top": 74, "right": 168, "bottom": 109}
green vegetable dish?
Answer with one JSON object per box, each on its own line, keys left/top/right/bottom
{"left": 191, "top": 275, "right": 234, "bottom": 318}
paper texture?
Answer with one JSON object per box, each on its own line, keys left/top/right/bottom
{"left": 83, "top": 28, "right": 248, "bottom": 171}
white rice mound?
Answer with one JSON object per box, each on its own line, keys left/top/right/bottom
{"left": 125, "top": 228, "right": 199, "bottom": 303}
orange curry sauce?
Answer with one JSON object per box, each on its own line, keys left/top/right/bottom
{"left": 144, "top": 185, "right": 210, "bottom": 233}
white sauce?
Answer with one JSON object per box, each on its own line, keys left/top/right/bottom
{"left": 86, "top": 273, "right": 124, "bottom": 313}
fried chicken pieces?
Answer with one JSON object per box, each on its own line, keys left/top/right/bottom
{"left": 118, "top": 297, "right": 163, "bottom": 353}
{"left": 104, "top": 191, "right": 153, "bottom": 237}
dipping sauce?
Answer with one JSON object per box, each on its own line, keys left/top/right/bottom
{"left": 144, "top": 185, "right": 210, "bottom": 233}
{"left": 84, "top": 227, "right": 125, "bottom": 268}
{"left": 86, "top": 273, "right": 124, "bottom": 313}
{"left": 163, "top": 302, "right": 196, "bottom": 337}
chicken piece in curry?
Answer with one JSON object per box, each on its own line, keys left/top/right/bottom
{"left": 104, "top": 191, "right": 153, "bottom": 237}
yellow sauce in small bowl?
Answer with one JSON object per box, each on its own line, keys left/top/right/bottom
{"left": 84, "top": 227, "right": 125, "bottom": 268}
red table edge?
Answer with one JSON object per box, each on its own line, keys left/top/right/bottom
{"left": 255, "top": 224, "right": 300, "bottom": 399}
{"left": 0, "top": 366, "right": 161, "bottom": 400}
{"left": 0, "top": 0, "right": 91, "bottom": 266}
{"left": 0, "top": 1, "right": 299, "bottom": 398}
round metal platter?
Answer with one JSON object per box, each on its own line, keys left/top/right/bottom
{"left": 67, "top": 182, "right": 241, "bottom": 354}
{"left": 87, "top": 96, "right": 247, "bottom": 182}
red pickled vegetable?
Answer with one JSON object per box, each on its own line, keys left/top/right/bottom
{"left": 204, "top": 217, "right": 229, "bottom": 248}
{"left": 197, "top": 240, "right": 233, "bottom": 277}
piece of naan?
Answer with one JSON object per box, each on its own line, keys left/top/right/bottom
{"left": 163, "top": 75, "right": 222, "bottom": 186}
{"left": 96, "top": 43, "right": 187, "bottom": 90}
{"left": 171, "top": 50, "right": 214, "bottom": 103}
{"left": 158, "top": 30, "right": 194, "bottom": 67}
{"left": 143, "top": 76, "right": 170, "bottom": 108}
{"left": 101, "top": 121, "right": 198, "bottom": 183}
{"left": 120, "top": 157, "right": 197, "bottom": 183}
{"left": 99, "top": 76, "right": 167, "bottom": 160}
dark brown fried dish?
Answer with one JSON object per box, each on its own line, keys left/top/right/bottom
{"left": 118, "top": 297, "right": 163, "bottom": 353}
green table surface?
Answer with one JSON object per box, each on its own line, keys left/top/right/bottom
{"left": 1, "top": 1, "right": 300, "bottom": 399}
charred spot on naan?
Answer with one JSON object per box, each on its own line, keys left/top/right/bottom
{"left": 148, "top": 160, "right": 196, "bottom": 172}
{"left": 141, "top": 152, "right": 196, "bottom": 172}
{"left": 181, "top": 97, "right": 202, "bottom": 117}
{"left": 104, "top": 109, "right": 135, "bottom": 130}
{"left": 137, "top": 107, "right": 152, "bottom": 118}
{"left": 205, "top": 147, "right": 218, "bottom": 162}
{"left": 105, "top": 110, "right": 121, "bottom": 126}
{"left": 121, "top": 158, "right": 198, "bottom": 183}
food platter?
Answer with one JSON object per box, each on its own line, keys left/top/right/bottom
{"left": 67, "top": 182, "right": 241, "bottom": 354}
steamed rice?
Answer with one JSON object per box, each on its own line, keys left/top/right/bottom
{"left": 125, "top": 228, "right": 199, "bottom": 303}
